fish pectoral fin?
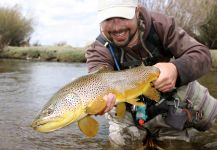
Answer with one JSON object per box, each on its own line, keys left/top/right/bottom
{"left": 86, "top": 99, "right": 106, "bottom": 115}
{"left": 78, "top": 116, "right": 99, "bottom": 137}
{"left": 115, "top": 103, "right": 126, "bottom": 119}
{"left": 143, "top": 85, "right": 160, "bottom": 102}
{"left": 127, "top": 98, "right": 144, "bottom": 106}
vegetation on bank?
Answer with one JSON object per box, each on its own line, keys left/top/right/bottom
{"left": 0, "top": 46, "right": 86, "bottom": 62}
{"left": 0, "top": 5, "right": 33, "bottom": 49}
{"left": 0, "top": 46, "right": 217, "bottom": 69}
{"left": 142, "top": 0, "right": 217, "bottom": 49}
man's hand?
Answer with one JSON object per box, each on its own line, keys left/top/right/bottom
{"left": 153, "top": 62, "right": 178, "bottom": 92}
{"left": 97, "top": 93, "right": 116, "bottom": 115}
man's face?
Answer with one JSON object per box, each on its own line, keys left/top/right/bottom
{"left": 100, "top": 14, "right": 138, "bottom": 47}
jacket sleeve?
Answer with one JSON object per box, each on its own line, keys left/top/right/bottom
{"left": 153, "top": 14, "right": 212, "bottom": 86}
{"left": 85, "top": 41, "right": 114, "bottom": 73}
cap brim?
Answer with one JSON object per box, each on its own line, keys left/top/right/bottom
{"left": 97, "top": 6, "right": 136, "bottom": 23}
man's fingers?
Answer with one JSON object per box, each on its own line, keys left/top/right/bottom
{"left": 158, "top": 85, "right": 176, "bottom": 93}
{"left": 154, "top": 80, "right": 176, "bottom": 92}
{"left": 96, "top": 93, "right": 116, "bottom": 115}
{"left": 153, "top": 62, "right": 177, "bottom": 93}
{"left": 104, "top": 93, "right": 116, "bottom": 112}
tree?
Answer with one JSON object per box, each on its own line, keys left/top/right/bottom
{"left": 0, "top": 5, "right": 33, "bottom": 49}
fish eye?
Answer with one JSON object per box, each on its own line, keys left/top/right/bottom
{"left": 48, "top": 108, "right": 53, "bottom": 114}
{"left": 44, "top": 108, "right": 53, "bottom": 115}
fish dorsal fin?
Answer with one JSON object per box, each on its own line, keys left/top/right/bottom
{"left": 86, "top": 98, "right": 106, "bottom": 114}
{"left": 93, "top": 65, "right": 112, "bottom": 74}
{"left": 78, "top": 116, "right": 99, "bottom": 137}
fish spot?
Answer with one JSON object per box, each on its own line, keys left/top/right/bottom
{"left": 53, "top": 92, "right": 81, "bottom": 115}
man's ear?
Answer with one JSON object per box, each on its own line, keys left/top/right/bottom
{"left": 136, "top": 4, "right": 144, "bottom": 19}
{"left": 135, "top": 7, "right": 140, "bottom": 19}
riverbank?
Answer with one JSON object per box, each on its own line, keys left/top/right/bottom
{"left": 0, "top": 46, "right": 86, "bottom": 62}
{"left": 0, "top": 46, "right": 217, "bottom": 68}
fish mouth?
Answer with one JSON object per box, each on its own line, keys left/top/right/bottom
{"left": 31, "top": 117, "right": 64, "bottom": 132}
{"left": 31, "top": 119, "right": 48, "bottom": 129}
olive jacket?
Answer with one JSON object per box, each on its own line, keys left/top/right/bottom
{"left": 85, "top": 7, "right": 211, "bottom": 86}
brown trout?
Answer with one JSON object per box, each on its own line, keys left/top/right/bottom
{"left": 31, "top": 65, "right": 160, "bottom": 137}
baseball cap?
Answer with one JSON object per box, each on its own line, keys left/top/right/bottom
{"left": 97, "top": 0, "right": 138, "bottom": 23}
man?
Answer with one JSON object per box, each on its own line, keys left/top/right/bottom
{"left": 85, "top": 0, "right": 216, "bottom": 147}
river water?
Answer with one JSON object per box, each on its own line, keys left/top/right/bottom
{"left": 0, "top": 59, "right": 216, "bottom": 150}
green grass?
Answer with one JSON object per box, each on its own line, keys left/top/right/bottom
{"left": 0, "top": 47, "right": 217, "bottom": 67}
{"left": 0, "top": 45, "right": 86, "bottom": 62}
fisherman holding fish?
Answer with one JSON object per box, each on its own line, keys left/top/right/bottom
{"left": 85, "top": 0, "right": 217, "bottom": 148}
{"left": 31, "top": 0, "right": 217, "bottom": 149}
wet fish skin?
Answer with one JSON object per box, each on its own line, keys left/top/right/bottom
{"left": 31, "top": 65, "right": 160, "bottom": 137}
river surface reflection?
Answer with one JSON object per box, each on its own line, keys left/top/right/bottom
{"left": 0, "top": 59, "right": 216, "bottom": 150}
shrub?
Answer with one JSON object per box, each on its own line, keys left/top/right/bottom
{"left": 140, "top": 0, "right": 214, "bottom": 39}
{"left": 198, "top": 2, "right": 217, "bottom": 49}
{"left": 0, "top": 5, "right": 33, "bottom": 49}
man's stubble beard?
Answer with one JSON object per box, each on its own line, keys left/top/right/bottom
{"left": 110, "top": 28, "right": 138, "bottom": 48}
